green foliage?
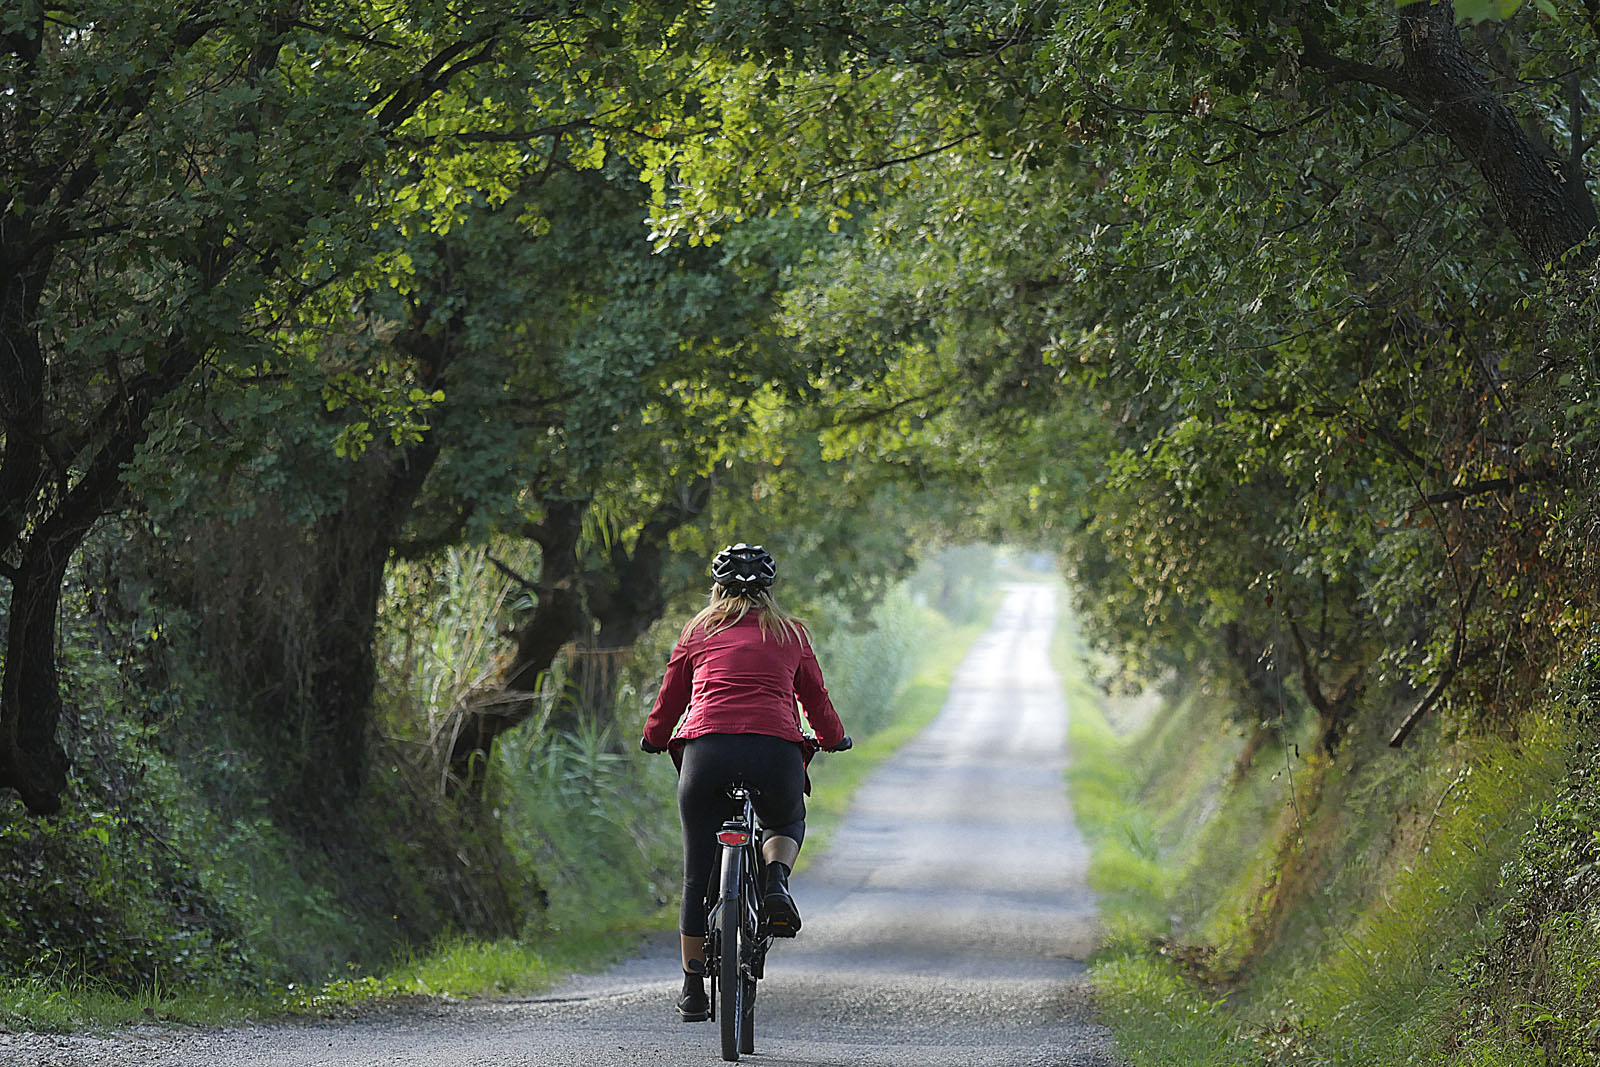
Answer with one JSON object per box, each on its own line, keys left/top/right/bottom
{"left": 811, "top": 584, "right": 926, "bottom": 737}
{"left": 1452, "top": 742, "right": 1600, "bottom": 1066}
{"left": 9, "top": 0, "right": 1600, "bottom": 1053}
{"left": 1061, "top": 593, "right": 1600, "bottom": 1067}
{"left": 492, "top": 712, "right": 679, "bottom": 941}
{"left": 0, "top": 574, "right": 259, "bottom": 993}
{"left": 632, "top": 0, "right": 1600, "bottom": 751}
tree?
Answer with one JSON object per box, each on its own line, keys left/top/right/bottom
{"left": 641, "top": 0, "right": 1600, "bottom": 744}
{"left": 0, "top": 0, "right": 708, "bottom": 813}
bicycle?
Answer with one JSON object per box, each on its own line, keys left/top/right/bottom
{"left": 703, "top": 736, "right": 851, "bottom": 1063}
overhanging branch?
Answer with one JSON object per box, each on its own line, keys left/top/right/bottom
{"left": 830, "top": 381, "right": 955, "bottom": 428}
{"left": 1299, "top": 24, "right": 1406, "bottom": 95}
{"left": 1389, "top": 571, "right": 1484, "bottom": 748}
{"left": 1422, "top": 471, "right": 1549, "bottom": 506}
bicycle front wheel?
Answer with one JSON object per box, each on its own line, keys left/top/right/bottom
{"left": 718, "top": 851, "right": 743, "bottom": 1062}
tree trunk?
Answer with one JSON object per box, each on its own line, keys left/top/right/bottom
{"left": 445, "top": 497, "right": 587, "bottom": 791}
{"left": 0, "top": 387, "right": 189, "bottom": 812}
{"left": 1396, "top": 4, "right": 1598, "bottom": 269}
{"left": 289, "top": 303, "right": 460, "bottom": 807}
{"left": 1286, "top": 618, "right": 1365, "bottom": 758}
{"left": 0, "top": 255, "right": 192, "bottom": 812}
{"left": 442, "top": 477, "right": 711, "bottom": 789}
{"left": 1306, "top": 3, "right": 1599, "bottom": 271}
{"left": 300, "top": 438, "right": 442, "bottom": 804}
{"left": 0, "top": 546, "right": 72, "bottom": 814}
{"left": 0, "top": 224, "right": 67, "bottom": 813}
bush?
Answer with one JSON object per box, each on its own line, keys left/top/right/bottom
{"left": 0, "top": 644, "right": 258, "bottom": 991}
{"left": 811, "top": 585, "right": 927, "bottom": 737}
{"left": 491, "top": 698, "right": 678, "bottom": 940}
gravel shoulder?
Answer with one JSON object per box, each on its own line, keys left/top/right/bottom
{"left": 2, "top": 582, "right": 1121, "bottom": 1067}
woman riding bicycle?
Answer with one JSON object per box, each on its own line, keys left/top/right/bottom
{"left": 641, "top": 542, "right": 848, "bottom": 1022}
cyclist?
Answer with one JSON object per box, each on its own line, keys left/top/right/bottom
{"left": 641, "top": 542, "right": 848, "bottom": 1022}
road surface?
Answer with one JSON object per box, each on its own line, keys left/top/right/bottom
{"left": 6, "top": 582, "right": 1121, "bottom": 1067}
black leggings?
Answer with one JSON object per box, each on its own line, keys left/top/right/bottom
{"left": 677, "top": 733, "right": 807, "bottom": 936}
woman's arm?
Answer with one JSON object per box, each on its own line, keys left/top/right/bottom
{"left": 794, "top": 638, "right": 846, "bottom": 749}
{"left": 643, "top": 630, "right": 696, "bottom": 748}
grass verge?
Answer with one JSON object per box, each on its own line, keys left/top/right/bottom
{"left": 0, "top": 925, "right": 647, "bottom": 1031}
{"left": 1054, "top": 600, "right": 1594, "bottom": 1067}
{"left": 5, "top": 585, "right": 1001, "bottom": 1033}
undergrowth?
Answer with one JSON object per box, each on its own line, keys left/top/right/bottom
{"left": 0, "top": 546, "right": 998, "bottom": 1032}
{"left": 1060, "top": 608, "right": 1600, "bottom": 1067}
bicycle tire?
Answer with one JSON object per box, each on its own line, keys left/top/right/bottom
{"left": 718, "top": 849, "right": 743, "bottom": 1062}
{"left": 739, "top": 849, "right": 758, "bottom": 1054}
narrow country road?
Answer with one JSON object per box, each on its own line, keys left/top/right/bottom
{"left": 8, "top": 582, "right": 1121, "bottom": 1067}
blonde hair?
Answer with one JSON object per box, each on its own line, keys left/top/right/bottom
{"left": 688, "top": 585, "right": 807, "bottom": 644}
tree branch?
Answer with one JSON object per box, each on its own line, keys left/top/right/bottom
{"left": 1285, "top": 617, "right": 1332, "bottom": 718}
{"left": 1420, "top": 469, "right": 1549, "bottom": 507}
{"left": 395, "top": 116, "right": 598, "bottom": 147}
{"left": 1389, "top": 571, "right": 1483, "bottom": 748}
{"left": 1299, "top": 24, "right": 1407, "bottom": 95}
{"left": 487, "top": 553, "right": 538, "bottom": 593}
{"left": 1568, "top": 71, "right": 1590, "bottom": 177}
{"left": 29, "top": 8, "right": 225, "bottom": 250}
{"left": 392, "top": 502, "right": 477, "bottom": 561}
{"left": 831, "top": 381, "right": 955, "bottom": 428}
{"left": 823, "top": 133, "right": 979, "bottom": 182}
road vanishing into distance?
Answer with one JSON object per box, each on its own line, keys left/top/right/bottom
{"left": 9, "top": 582, "right": 1122, "bottom": 1067}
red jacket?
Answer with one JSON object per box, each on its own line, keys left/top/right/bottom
{"left": 644, "top": 613, "right": 846, "bottom": 750}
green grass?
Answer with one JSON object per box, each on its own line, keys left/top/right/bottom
{"left": 3, "top": 584, "right": 1002, "bottom": 1034}
{"left": 0, "top": 924, "right": 643, "bottom": 1031}
{"left": 1052, "top": 593, "right": 1598, "bottom": 1067}
{"left": 281, "top": 928, "right": 645, "bottom": 1010}
{"left": 0, "top": 972, "right": 265, "bottom": 1031}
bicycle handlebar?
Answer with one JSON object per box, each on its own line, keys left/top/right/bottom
{"left": 643, "top": 735, "right": 851, "bottom": 754}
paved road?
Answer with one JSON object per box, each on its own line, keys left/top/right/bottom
{"left": 6, "top": 582, "right": 1120, "bottom": 1067}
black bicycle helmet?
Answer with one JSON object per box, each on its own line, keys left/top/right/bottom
{"left": 711, "top": 542, "right": 777, "bottom": 597}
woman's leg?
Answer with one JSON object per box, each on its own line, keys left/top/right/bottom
{"left": 736, "top": 735, "right": 808, "bottom": 936}
{"left": 762, "top": 834, "right": 799, "bottom": 869}
{"left": 678, "top": 734, "right": 809, "bottom": 946}
{"left": 677, "top": 738, "right": 731, "bottom": 943}
{"left": 675, "top": 738, "right": 735, "bottom": 1020}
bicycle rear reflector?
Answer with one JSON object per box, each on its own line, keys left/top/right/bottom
{"left": 717, "top": 830, "right": 750, "bottom": 846}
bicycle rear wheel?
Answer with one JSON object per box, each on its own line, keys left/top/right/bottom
{"left": 718, "top": 852, "right": 743, "bottom": 1062}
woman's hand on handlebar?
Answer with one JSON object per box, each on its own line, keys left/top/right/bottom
{"left": 640, "top": 736, "right": 667, "bottom": 754}
{"left": 824, "top": 736, "right": 852, "bottom": 753}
